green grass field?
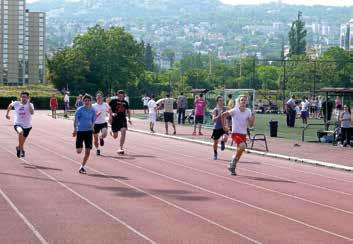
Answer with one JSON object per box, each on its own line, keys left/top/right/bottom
{"left": 132, "top": 112, "right": 332, "bottom": 142}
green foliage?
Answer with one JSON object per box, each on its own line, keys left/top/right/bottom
{"left": 144, "top": 43, "right": 154, "bottom": 72}
{"left": 48, "top": 25, "right": 144, "bottom": 96}
{"left": 162, "top": 48, "right": 176, "bottom": 68}
{"left": 288, "top": 12, "right": 307, "bottom": 56}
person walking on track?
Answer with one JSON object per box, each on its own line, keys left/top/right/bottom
{"left": 211, "top": 96, "right": 228, "bottom": 160}
{"left": 221, "top": 95, "right": 255, "bottom": 175}
{"left": 109, "top": 90, "right": 132, "bottom": 155}
{"left": 92, "top": 92, "right": 111, "bottom": 156}
{"left": 73, "top": 94, "right": 96, "bottom": 174}
{"left": 50, "top": 94, "right": 58, "bottom": 119}
{"left": 157, "top": 94, "right": 176, "bottom": 135}
{"left": 177, "top": 92, "right": 187, "bottom": 124}
{"left": 5, "top": 91, "right": 34, "bottom": 158}
{"left": 193, "top": 93, "right": 207, "bottom": 136}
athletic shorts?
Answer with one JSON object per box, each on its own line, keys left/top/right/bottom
{"left": 164, "top": 112, "right": 174, "bottom": 123}
{"left": 94, "top": 122, "right": 108, "bottom": 134}
{"left": 149, "top": 113, "right": 157, "bottom": 123}
{"left": 211, "top": 128, "right": 226, "bottom": 140}
{"left": 111, "top": 119, "right": 127, "bottom": 132}
{"left": 301, "top": 111, "right": 309, "bottom": 119}
{"left": 195, "top": 115, "right": 204, "bottom": 124}
{"left": 231, "top": 133, "right": 247, "bottom": 146}
{"left": 76, "top": 131, "right": 93, "bottom": 149}
{"left": 144, "top": 105, "right": 148, "bottom": 110}
{"left": 14, "top": 125, "right": 32, "bottom": 138}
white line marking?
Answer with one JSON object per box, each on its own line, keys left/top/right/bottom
{"left": 2, "top": 148, "right": 156, "bottom": 244}
{"left": 128, "top": 132, "right": 353, "bottom": 197}
{"left": 31, "top": 144, "right": 262, "bottom": 244}
{"left": 0, "top": 188, "right": 48, "bottom": 244}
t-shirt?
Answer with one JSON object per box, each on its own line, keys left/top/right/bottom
{"left": 142, "top": 96, "right": 150, "bottom": 106}
{"left": 50, "top": 98, "right": 58, "bottom": 108}
{"left": 341, "top": 112, "right": 351, "bottom": 128}
{"left": 228, "top": 99, "right": 235, "bottom": 109}
{"left": 177, "top": 95, "right": 187, "bottom": 109}
{"left": 300, "top": 101, "right": 309, "bottom": 112}
{"left": 74, "top": 106, "right": 96, "bottom": 132}
{"left": 92, "top": 102, "right": 110, "bottom": 124}
{"left": 148, "top": 99, "right": 157, "bottom": 114}
{"left": 286, "top": 98, "right": 296, "bottom": 110}
{"left": 229, "top": 107, "right": 252, "bottom": 135}
{"left": 64, "top": 94, "right": 70, "bottom": 103}
{"left": 11, "top": 101, "right": 34, "bottom": 129}
{"left": 213, "top": 107, "right": 226, "bottom": 129}
{"left": 109, "top": 99, "right": 129, "bottom": 121}
{"left": 194, "top": 98, "right": 206, "bottom": 116}
{"left": 157, "top": 98, "right": 175, "bottom": 113}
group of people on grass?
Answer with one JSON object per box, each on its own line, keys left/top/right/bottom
{"left": 286, "top": 95, "right": 353, "bottom": 147}
{"left": 6, "top": 89, "right": 255, "bottom": 176}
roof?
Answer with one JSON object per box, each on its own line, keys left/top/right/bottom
{"left": 191, "top": 89, "right": 209, "bottom": 94}
{"left": 317, "top": 88, "right": 353, "bottom": 94}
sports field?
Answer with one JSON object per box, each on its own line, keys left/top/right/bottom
{"left": 0, "top": 111, "right": 352, "bottom": 243}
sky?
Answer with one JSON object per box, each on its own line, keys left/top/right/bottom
{"left": 220, "top": 0, "right": 353, "bottom": 6}
{"left": 26, "top": 0, "right": 353, "bottom": 6}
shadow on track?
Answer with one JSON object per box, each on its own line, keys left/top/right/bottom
{"left": 241, "top": 175, "right": 295, "bottom": 183}
{"left": 23, "top": 163, "right": 63, "bottom": 171}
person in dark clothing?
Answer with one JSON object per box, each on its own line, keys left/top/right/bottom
{"left": 322, "top": 97, "right": 334, "bottom": 124}
{"left": 286, "top": 95, "right": 296, "bottom": 127}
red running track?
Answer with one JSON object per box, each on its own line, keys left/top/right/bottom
{"left": 0, "top": 111, "right": 353, "bottom": 243}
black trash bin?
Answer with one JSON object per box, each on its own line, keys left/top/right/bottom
{"left": 269, "top": 120, "right": 278, "bottom": 137}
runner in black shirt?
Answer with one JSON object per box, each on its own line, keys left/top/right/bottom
{"left": 109, "top": 90, "right": 132, "bottom": 154}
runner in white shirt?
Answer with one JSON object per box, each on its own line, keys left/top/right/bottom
{"left": 221, "top": 95, "right": 255, "bottom": 176}
{"left": 300, "top": 97, "right": 310, "bottom": 125}
{"left": 92, "top": 92, "right": 111, "bottom": 156}
{"left": 147, "top": 95, "right": 157, "bottom": 133}
{"left": 5, "top": 92, "right": 34, "bottom": 158}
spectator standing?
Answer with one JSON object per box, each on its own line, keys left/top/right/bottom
{"left": 322, "top": 96, "right": 334, "bottom": 126}
{"left": 177, "top": 92, "right": 187, "bottom": 124}
{"left": 156, "top": 94, "right": 176, "bottom": 135}
{"left": 258, "top": 100, "right": 265, "bottom": 114}
{"left": 300, "top": 97, "right": 310, "bottom": 125}
{"left": 142, "top": 94, "right": 150, "bottom": 115}
{"left": 75, "top": 95, "right": 83, "bottom": 109}
{"left": 63, "top": 92, "right": 70, "bottom": 118}
{"left": 50, "top": 94, "right": 58, "bottom": 119}
{"left": 192, "top": 93, "right": 207, "bottom": 136}
{"left": 286, "top": 95, "right": 296, "bottom": 127}
{"left": 339, "top": 105, "right": 352, "bottom": 147}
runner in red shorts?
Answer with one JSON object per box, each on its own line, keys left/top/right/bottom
{"left": 221, "top": 95, "right": 255, "bottom": 175}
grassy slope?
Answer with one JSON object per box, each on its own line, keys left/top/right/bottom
{"left": 0, "top": 84, "right": 61, "bottom": 97}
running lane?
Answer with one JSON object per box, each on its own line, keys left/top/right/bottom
{"left": 0, "top": 111, "right": 352, "bottom": 243}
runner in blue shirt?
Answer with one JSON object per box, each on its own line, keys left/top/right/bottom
{"left": 73, "top": 94, "right": 96, "bottom": 174}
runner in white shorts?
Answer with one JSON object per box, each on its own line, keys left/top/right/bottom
{"left": 147, "top": 95, "right": 157, "bottom": 133}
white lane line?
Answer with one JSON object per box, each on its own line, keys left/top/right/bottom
{"left": 130, "top": 128, "right": 353, "bottom": 172}
{"left": 81, "top": 147, "right": 353, "bottom": 242}
{"left": 130, "top": 135, "right": 353, "bottom": 198}
{"left": 129, "top": 138, "right": 353, "bottom": 211}
{"left": 130, "top": 133, "right": 353, "bottom": 184}
{"left": 2, "top": 148, "right": 156, "bottom": 244}
{"left": 32, "top": 144, "right": 262, "bottom": 244}
{"left": 129, "top": 146, "right": 353, "bottom": 215}
{"left": 0, "top": 188, "right": 48, "bottom": 244}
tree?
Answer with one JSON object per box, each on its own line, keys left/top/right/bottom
{"left": 288, "top": 11, "right": 307, "bottom": 56}
{"left": 144, "top": 43, "right": 154, "bottom": 72}
{"left": 162, "top": 48, "right": 176, "bottom": 68}
{"left": 48, "top": 25, "right": 144, "bottom": 96}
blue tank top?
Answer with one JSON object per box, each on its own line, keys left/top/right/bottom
{"left": 213, "top": 107, "right": 226, "bottom": 129}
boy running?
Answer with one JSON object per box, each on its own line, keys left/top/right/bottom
{"left": 109, "top": 90, "right": 132, "bottom": 155}
{"left": 73, "top": 94, "right": 96, "bottom": 174}
{"left": 221, "top": 95, "right": 255, "bottom": 175}
{"left": 211, "top": 96, "right": 228, "bottom": 160}
{"left": 193, "top": 93, "right": 207, "bottom": 136}
{"left": 92, "top": 92, "right": 111, "bottom": 156}
{"left": 5, "top": 92, "right": 34, "bottom": 158}
{"left": 148, "top": 95, "right": 157, "bottom": 133}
